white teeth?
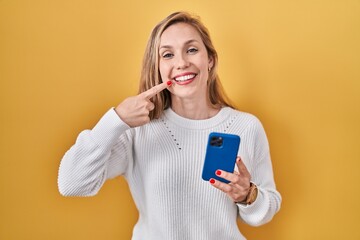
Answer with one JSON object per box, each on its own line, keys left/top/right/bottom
{"left": 174, "top": 74, "right": 196, "bottom": 82}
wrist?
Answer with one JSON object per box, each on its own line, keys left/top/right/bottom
{"left": 237, "top": 182, "right": 258, "bottom": 205}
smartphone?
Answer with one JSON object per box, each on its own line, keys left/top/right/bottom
{"left": 202, "top": 132, "right": 241, "bottom": 183}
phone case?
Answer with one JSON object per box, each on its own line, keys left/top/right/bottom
{"left": 202, "top": 132, "right": 241, "bottom": 183}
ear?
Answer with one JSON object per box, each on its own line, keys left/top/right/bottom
{"left": 208, "top": 56, "right": 214, "bottom": 70}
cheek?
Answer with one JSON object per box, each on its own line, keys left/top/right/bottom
{"left": 197, "top": 62, "right": 210, "bottom": 80}
{"left": 159, "top": 62, "right": 170, "bottom": 80}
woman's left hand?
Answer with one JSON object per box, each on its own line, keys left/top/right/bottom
{"left": 210, "top": 156, "right": 251, "bottom": 203}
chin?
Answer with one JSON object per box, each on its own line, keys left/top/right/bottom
{"left": 171, "top": 87, "right": 206, "bottom": 100}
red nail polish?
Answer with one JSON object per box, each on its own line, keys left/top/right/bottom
{"left": 167, "top": 80, "right": 172, "bottom": 86}
{"left": 210, "top": 179, "right": 215, "bottom": 184}
{"left": 216, "top": 170, "right": 222, "bottom": 176}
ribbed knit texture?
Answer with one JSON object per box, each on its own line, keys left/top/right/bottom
{"left": 58, "top": 107, "right": 281, "bottom": 240}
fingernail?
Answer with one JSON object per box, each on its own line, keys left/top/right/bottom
{"left": 167, "top": 80, "right": 172, "bottom": 86}
{"left": 216, "top": 170, "right": 222, "bottom": 176}
{"left": 209, "top": 178, "right": 215, "bottom": 184}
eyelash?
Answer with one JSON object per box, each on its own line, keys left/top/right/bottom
{"left": 163, "top": 53, "right": 173, "bottom": 58}
{"left": 162, "top": 48, "right": 198, "bottom": 59}
{"left": 187, "top": 48, "right": 198, "bottom": 53}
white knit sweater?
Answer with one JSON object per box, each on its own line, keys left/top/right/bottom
{"left": 58, "top": 107, "right": 281, "bottom": 240}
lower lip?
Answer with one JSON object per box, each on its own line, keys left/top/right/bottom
{"left": 174, "top": 75, "right": 197, "bottom": 86}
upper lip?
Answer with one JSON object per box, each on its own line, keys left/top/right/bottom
{"left": 173, "top": 72, "right": 197, "bottom": 80}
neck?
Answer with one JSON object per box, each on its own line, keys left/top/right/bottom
{"left": 170, "top": 96, "right": 220, "bottom": 120}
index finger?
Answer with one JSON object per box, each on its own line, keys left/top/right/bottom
{"left": 141, "top": 81, "right": 171, "bottom": 99}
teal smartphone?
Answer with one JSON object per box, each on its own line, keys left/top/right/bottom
{"left": 202, "top": 132, "right": 241, "bottom": 183}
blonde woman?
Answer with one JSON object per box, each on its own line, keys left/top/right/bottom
{"left": 58, "top": 11, "right": 281, "bottom": 240}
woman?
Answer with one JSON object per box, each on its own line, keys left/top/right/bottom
{"left": 58, "top": 11, "right": 281, "bottom": 240}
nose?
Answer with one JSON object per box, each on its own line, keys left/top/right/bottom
{"left": 175, "top": 53, "right": 190, "bottom": 70}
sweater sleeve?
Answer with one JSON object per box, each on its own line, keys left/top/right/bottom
{"left": 237, "top": 116, "right": 282, "bottom": 226}
{"left": 57, "top": 108, "right": 133, "bottom": 197}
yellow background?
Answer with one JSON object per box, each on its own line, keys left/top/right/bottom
{"left": 1, "top": 0, "right": 359, "bottom": 239}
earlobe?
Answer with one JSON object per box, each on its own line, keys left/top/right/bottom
{"left": 208, "top": 57, "right": 214, "bottom": 71}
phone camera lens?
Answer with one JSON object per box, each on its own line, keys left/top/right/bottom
{"left": 210, "top": 136, "right": 223, "bottom": 147}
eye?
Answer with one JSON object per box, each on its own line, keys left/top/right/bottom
{"left": 162, "top": 52, "right": 174, "bottom": 59}
{"left": 187, "top": 48, "right": 198, "bottom": 54}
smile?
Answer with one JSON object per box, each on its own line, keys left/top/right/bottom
{"left": 173, "top": 74, "right": 197, "bottom": 82}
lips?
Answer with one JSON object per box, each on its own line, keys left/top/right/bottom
{"left": 173, "top": 73, "right": 197, "bottom": 85}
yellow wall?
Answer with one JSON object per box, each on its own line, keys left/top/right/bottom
{"left": 1, "top": 0, "right": 359, "bottom": 239}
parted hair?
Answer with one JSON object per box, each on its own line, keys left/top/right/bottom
{"left": 139, "top": 11, "right": 234, "bottom": 119}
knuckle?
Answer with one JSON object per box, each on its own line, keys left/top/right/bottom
{"left": 227, "top": 187, "right": 235, "bottom": 193}
{"left": 223, "top": 171, "right": 230, "bottom": 178}
{"left": 224, "top": 171, "right": 232, "bottom": 180}
{"left": 143, "top": 117, "right": 150, "bottom": 124}
{"left": 233, "top": 192, "right": 241, "bottom": 200}
{"left": 233, "top": 175, "right": 241, "bottom": 183}
{"left": 151, "top": 87, "right": 159, "bottom": 95}
{"left": 142, "top": 102, "right": 150, "bottom": 110}
{"left": 148, "top": 103, "right": 155, "bottom": 110}
{"left": 223, "top": 184, "right": 232, "bottom": 193}
{"left": 215, "top": 182, "right": 225, "bottom": 191}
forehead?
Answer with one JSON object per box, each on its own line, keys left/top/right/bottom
{"left": 160, "top": 22, "right": 203, "bottom": 46}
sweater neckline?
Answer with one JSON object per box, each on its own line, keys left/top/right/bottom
{"left": 163, "top": 107, "right": 232, "bottom": 130}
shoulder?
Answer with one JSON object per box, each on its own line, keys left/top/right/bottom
{"left": 227, "top": 107, "right": 263, "bottom": 126}
{"left": 222, "top": 107, "right": 267, "bottom": 140}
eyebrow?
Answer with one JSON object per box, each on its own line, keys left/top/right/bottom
{"left": 159, "top": 39, "right": 199, "bottom": 50}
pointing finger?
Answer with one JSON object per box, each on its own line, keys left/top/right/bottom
{"left": 141, "top": 80, "right": 172, "bottom": 99}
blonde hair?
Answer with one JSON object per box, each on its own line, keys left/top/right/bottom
{"left": 139, "top": 11, "right": 234, "bottom": 119}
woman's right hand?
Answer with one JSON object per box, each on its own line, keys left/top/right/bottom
{"left": 115, "top": 81, "right": 172, "bottom": 128}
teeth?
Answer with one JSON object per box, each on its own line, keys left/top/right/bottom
{"left": 174, "top": 74, "right": 196, "bottom": 82}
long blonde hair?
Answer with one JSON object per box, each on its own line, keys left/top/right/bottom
{"left": 139, "top": 11, "right": 234, "bottom": 119}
